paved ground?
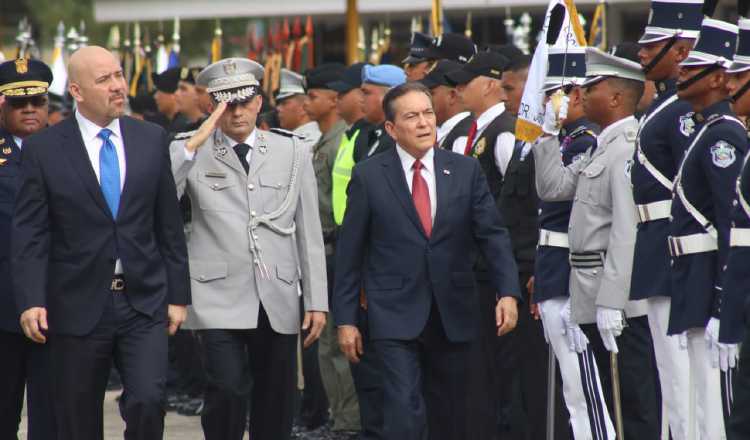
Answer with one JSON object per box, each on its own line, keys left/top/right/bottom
{"left": 18, "top": 391, "right": 247, "bottom": 440}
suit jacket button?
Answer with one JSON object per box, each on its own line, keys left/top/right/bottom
{"left": 212, "top": 184, "right": 218, "bottom": 190}
{"left": 199, "top": 275, "right": 206, "bottom": 281}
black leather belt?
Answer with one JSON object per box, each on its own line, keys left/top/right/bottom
{"left": 569, "top": 251, "right": 606, "bottom": 268}
{"left": 111, "top": 275, "right": 126, "bottom": 292}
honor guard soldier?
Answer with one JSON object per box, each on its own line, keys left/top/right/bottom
{"left": 533, "top": 47, "right": 616, "bottom": 440}
{"left": 353, "top": 65, "right": 406, "bottom": 162}
{"left": 403, "top": 32, "right": 435, "bottom": 81}
{"left": 535, "top": 44, "right": 660, "bottom": 439}
{"left": 276, "top": 68, "right": 321, "bottom": 149}
{"left": 632, "top": 1, "right": 703, "bottom": 437}
{"left": 670, "top": 17, "right": 744, "bottom": 438}
{"left": 0, "top": 57, "right": 56, "bottom": 440}
{"left": 721, "top": 16, "right": 750, "bottom": 433}
{"left": 170, "top": 58, "right": 328, "bottom": 440}
{"left": 419, "top": 60, "right": 474, "bottom": 152}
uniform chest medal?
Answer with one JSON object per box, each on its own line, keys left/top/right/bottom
{"left": 2, "top": 147, "right": 10, "bottom": 155}
{"left": 473, "top": 138, "right": 486, "bottom": 158}
{"left": 711, "top": 141, "right": 736, "bottom": 168}
{"left": 679, "top": 113, "right": 695, "bottom": 137}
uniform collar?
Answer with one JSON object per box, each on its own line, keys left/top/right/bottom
{"left": 318, "top": 119, "right": 347, "bottom": 147}
{"left": 223, "top": 129, "right": 257, "bottom": 148}
{"left": 692, "top": 99, "right": 733, "bottom": 125}
{"left": 437, "top": 111, "right": 471, "bottom": 142}
{"left": 559, "top": 117, "right": 591, "bottom": 141}
{"left": 598, "top": 115, "right": 637, "bottom": 146}
{"left": 476, "top": 102, "right": 505, "bottom": 132}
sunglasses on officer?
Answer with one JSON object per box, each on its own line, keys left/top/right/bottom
{"left": 6, "top": 95, "right": 48, "bottom": 109}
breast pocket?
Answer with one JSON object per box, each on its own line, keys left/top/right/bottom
{"left": 196, "top": 172, "right": 238, "bottom": 211}
{"left": 579, "top": 162, "right": 607, "bottom": 206}
{"left": 259, "top": 173, "right": 290, "bottom": 213}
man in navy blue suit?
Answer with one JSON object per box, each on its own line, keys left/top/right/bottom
{"left": 11, "top": 46, "right": 190, "bottom": 440}
{"left": 334, "top": 82, "right": 521, "bottom": 440}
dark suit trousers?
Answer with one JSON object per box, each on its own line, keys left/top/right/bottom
{"left": 200, "top": 306, "right": 297, "bottom": 440}
{"left": 350, "top": 307, "right": 384, "bottom": 440}
{"left": 728, "top": 325, "right": 750, "bottom": 439}
{"left": 48, "top": 289, "right": 168, "bottom": 440}
{"left": 0, "top": 330, "right": 56, "bottom": 440}
{"left": 371, "top": 302, "right": 477, "bottom": 440}
{"left": 581, "top": 315, "right": 660, "bottom": 439}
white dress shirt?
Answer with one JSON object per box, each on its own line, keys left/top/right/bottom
{"left": 75, "top": 111, "right": 127, "bottom": 274}
{"left": 184, "top": 129, "right": 257, "bottom": 164}
{"left": 438, "top": 111, "right": 471, "bottom": 152}
{"left": 396, "top": 145, "right": 437, "bottom": 221}
{"left": 473, "top": 102, "right": 516, "bottom": 176}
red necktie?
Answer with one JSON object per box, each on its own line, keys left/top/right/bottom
{"left": 463, "top": 120, "right": 478, "bottom": 156}
{"left": 412, "top": 159, "right": 432, "bottom": 237}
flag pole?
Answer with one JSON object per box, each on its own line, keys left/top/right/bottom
{"left": 346, "top": 0, "right": 359, "bottom": 65}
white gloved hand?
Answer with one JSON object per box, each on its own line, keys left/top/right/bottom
{"left": 597, "top": 306, "right": 624, "bottom": 354}
{"left": 560, "top": 299, "right": 589, "bottom": 353}
{"left": 542, "top": 94, "right": 569, "bottom": 136}
{"left": 705, "top": 317, "right": 721, "bottom": 369}
{"left": 678, "top": 331, "right": 688, "bottom": 350}
{"left": 718, "top": 343, "right": 739, "bottom": 372}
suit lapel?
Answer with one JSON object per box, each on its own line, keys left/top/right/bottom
{"left": 431, "top": 148, "right": 453, "bottom": 240}
{"left": 61, "top": 118, "right": 111, "bottom": 216}
{"left": 382, "top": 149, "right": 427, "bottom": 239}
{"left": 208, "top": 130, "right": 246, "bottom": 176}
{"left": 247, "top": 130, "right": 270, "bottom": 177}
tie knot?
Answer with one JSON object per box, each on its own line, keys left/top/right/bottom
{"left": 234, "top": 143, "right": 250, "bottom": 156}
{"left": 98, "top": 128, "right": 113, "bottom": 141}
{"left": 412, "top": 159, "right": 423, "bottom": 171}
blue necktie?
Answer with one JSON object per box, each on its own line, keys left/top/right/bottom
{"left": 98, "top": 128, "right": 121, "bottom": 219}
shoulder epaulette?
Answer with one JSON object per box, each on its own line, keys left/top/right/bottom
{"left": 270, "top": 127, "right": 307, "bottom": 139}
{"left": 173, "top": 130, "right": 197, "bottom": 140}
{"left": 569, "top": 126, "right": 596, "bottom": 139}
{"left": 705, "top": 114, "right": 725, "bottom": 126}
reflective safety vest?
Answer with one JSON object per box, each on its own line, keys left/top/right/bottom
{"left": 332, "top": 128, "right": 361, "bottom": 225}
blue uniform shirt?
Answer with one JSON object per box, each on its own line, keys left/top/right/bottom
{"left": 0, "top": 128, "right": 22, "bottom": 333}
{"left": 720, "top": 146, "right": 750, "bottom": 344}
{"left": 630, "top": 79, "right": 696, "bottom": 300}
{"left": 669, "top": 100, "right": 748, "bottom": 334}
{"left": 533, "top": 118, "right": 597, "bottom": 303}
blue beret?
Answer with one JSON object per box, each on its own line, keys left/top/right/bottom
{"left": 361, "top": 64, "right": 406, "bottom": 88}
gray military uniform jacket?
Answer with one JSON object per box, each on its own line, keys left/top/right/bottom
{"left": 295, "top": 121, "right": 322, "bottom": 151}
{"left": 534, "top": 116, "right": 647, "bottom": 324}
{"left": 170, "top": 128, "right": 328, "bottom": 333}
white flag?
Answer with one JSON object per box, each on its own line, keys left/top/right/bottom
{"left": 515, "top": 0, "right": 586, "bottom": 142}
{"left": 49, "top": 45, "right": 67, "bottom": 97}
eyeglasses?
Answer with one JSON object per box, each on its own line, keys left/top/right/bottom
{"left": 7, "top": 95, "right": 48, "bottom": 109}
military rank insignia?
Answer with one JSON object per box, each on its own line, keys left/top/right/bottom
{"left": 711, "top": 141, "right": 736, "bottom": 168}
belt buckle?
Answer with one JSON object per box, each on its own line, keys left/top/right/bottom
{"left": 111, "top": 277, "right": 125, "bottom": 292}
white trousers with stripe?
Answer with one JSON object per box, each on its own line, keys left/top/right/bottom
{"left": 539, "top": 298, "right": 616, "bottom": 440}
{"left": 647, "top": 297, "right": 692, "bottom": 440}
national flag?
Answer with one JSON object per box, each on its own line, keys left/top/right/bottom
{"left": 588, "top": 0, "right": 607, "bottom": 50}
{"left": 515, "top": 0, "right": 586, "bottom": 142}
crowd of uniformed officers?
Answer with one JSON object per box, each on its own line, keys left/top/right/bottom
{"left": 2, "top": 1, "right": 750, "bottom": 439}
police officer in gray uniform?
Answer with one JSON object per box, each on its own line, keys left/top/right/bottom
{"left": 169, "top": 58, "right": 328, "bottom": 440}
{"left": 534, "top": 45, "right": 659, "bottom": 439}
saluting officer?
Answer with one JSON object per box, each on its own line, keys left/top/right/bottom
{"left": 169, "top": 58, "right": 328, "bottom": 440}
{"left": 632, "top": 1, "right": 703, "bottom": 437}
{"left": 0, "top": 58, "right": 56, "bottom": 440}
{"left": 534, "top": 45, "right": 660, "bottom": 438}
{"left": 533, "top": 47, "right": 616, "bottom": 440}
{"left": 721, "top": 17, "right": 750, "bottom": 435}
{"left": 670, "top": 18, "right": 744, "bottom": 437}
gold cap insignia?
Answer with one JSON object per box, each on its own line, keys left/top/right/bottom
{"left": 15, "top": 58, "right": 28, "bottom": 74}
{"left": 222, "top": 60, "right": 238, "bottom": 76}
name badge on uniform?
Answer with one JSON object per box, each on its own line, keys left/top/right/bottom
{"left": 204, "top": 171, "right": 227, "bottom": 179}
{"left": 711, "top": 141, "right": 736, "bottom": 168}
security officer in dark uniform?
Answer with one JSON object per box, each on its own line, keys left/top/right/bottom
{"left": 632, "top": 1, "right": 703, "bottom": 437}
{"left": 403, "top": 32, "right": 435, "bottom": 81}
{"left": 419, "top": 60, "right": 474, "bottom": 152}
{"left": 670, "top": 18, "right": 744, "bottom": 438}
{"left": 0, "top": 57, "right": 56, "bottom": 440}
{"left": 534, "top": 47, "right": 607, "bottom": 440}
{"left": 721, "top": 12, "right": 750, "bottom": 437}
{"left": 152, "top": 66, "right": 192, "bottom": 134}
{"left": 353, "top": 65, "right": 405, "bottom": 163}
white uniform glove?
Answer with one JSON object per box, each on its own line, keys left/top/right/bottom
{"left": 542, "top": 94, "right": 569, "bottom": 136}
{"left": 560, "top": 299, "right": 589, "bottom": 353}
{"left": 705, "top": 317, "right": 721, "bottom": 369}
{"left": 678, "top": 331, "right": 688, "bottom": 350}
{"left": 596, "top": 306, "right": 624, "bottom": 354}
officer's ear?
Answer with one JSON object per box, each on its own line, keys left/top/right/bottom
{"left": 673, "top": 39, "right": 695, "bottom": 64}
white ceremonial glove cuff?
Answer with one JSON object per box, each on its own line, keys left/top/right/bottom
{"left": 542, "top": 96, "right": 568, "bottom": 136}
{"left": 705, "top": 317, "right": 721, "bottom": 369}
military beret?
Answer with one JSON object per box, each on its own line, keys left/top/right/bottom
{"left": 305, "top": 63, "right": 346, "bottom": 91}
{"left": 0, "top": 58, "right": 53, "bottom": 98}
{"left": 327, "top": 63, "right": 367, "bottom": 93}
{"left": 361, "top": 64, "right": 406, "bottom": 88}
{"left": 152, "top": 67, "right": 181, "bottom": 93}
